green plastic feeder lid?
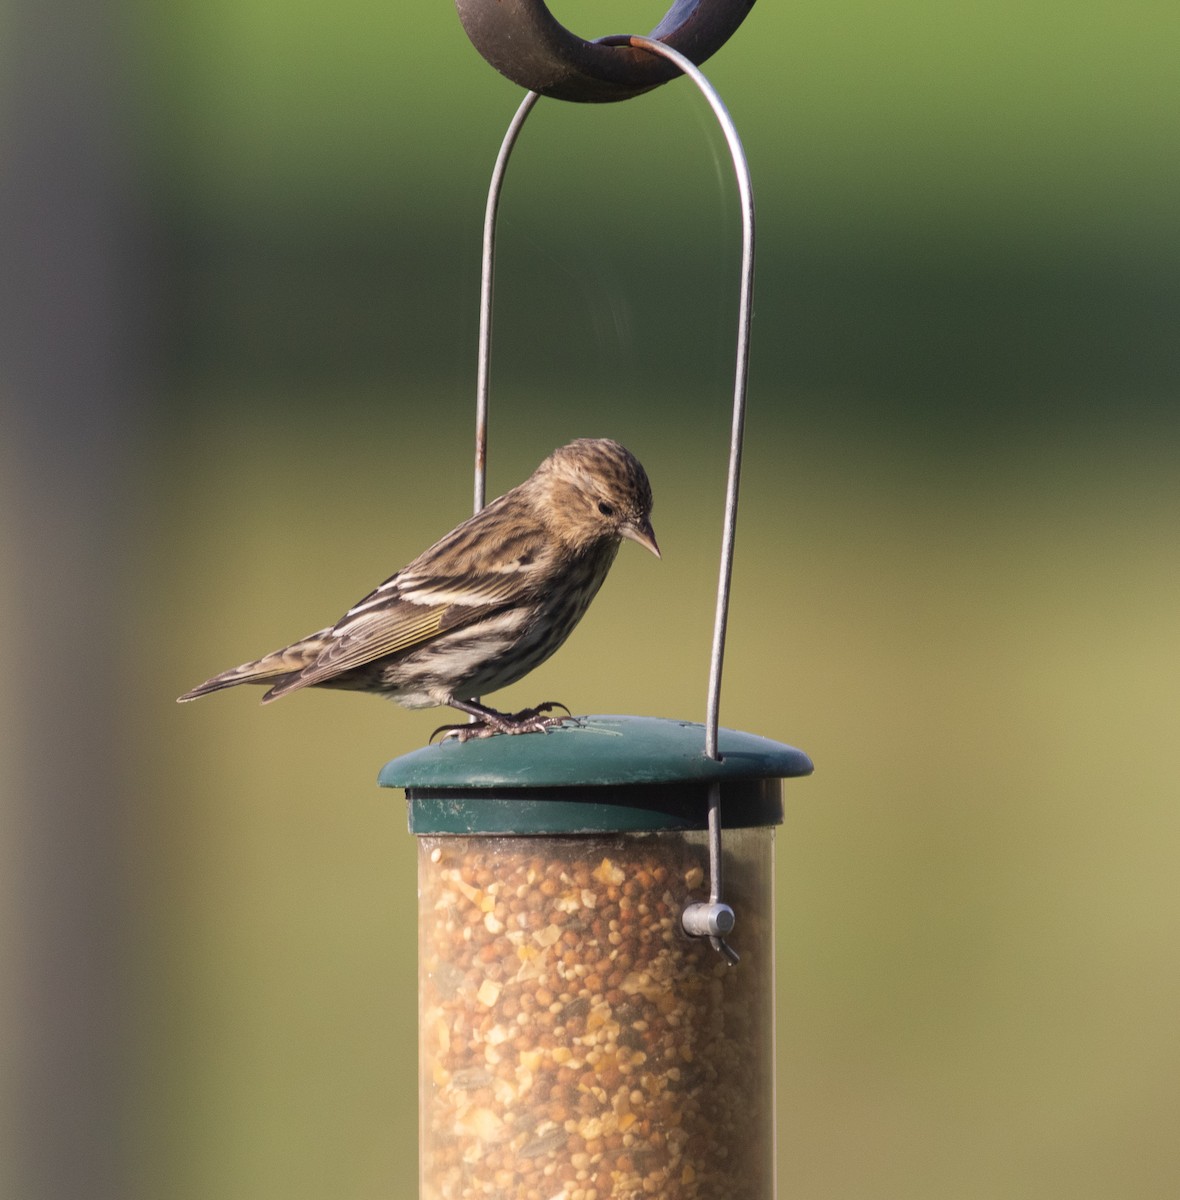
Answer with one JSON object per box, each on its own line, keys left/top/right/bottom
{"left": 379, "top": 714, "right": 813, "bottom": 835}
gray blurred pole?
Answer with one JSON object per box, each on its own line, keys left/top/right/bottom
{"left": 0, "top": 2, "right": 141, "bottom": 1198}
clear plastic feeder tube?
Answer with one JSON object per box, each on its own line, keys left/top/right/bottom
{"left": 417, "top": 827, "right": 776, "bottom": 1200}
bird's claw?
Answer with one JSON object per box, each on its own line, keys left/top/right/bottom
{"left": 510, "top": 700, "right": 573, "bottom": 725}
{"left": 430, "top": 701, "right": 576, "bottom": 744}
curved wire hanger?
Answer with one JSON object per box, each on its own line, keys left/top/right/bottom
{"left": 473, "top": 36, "right": 755, "bottom": 767}
{"left": 470, "top": 35, "right": 756, "bottom": 964}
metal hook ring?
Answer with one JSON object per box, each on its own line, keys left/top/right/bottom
{"left": 455, "top": 0, "right": 757, "bottom": 103}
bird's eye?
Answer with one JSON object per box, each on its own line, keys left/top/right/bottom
{"left": 597, "top": 501, "right": 616, "bottom": 517}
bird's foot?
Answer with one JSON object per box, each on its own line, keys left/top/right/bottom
{"left": 431, "top": 701, "right": 575, "bottom": 744}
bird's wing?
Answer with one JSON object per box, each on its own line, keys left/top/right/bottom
{"left": 261, "top": 560, "right": 547, "bottom": 700}
{"left": 262, "top": 488, "right": 561, "bottom": 701}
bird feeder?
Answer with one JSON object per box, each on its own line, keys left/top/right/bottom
{"left": 379, "top": 6, "right": 813, "bottom": 1196}
{"left": 381, "top": 717, "right": 811, "bottom": 1200}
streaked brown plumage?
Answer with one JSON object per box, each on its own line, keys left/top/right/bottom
{"left": 177, "top": 438, "right": 658, "bottom": 739}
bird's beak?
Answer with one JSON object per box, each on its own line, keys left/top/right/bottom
{"left": 621, "top": 518, "right": 661, "bottom": 559}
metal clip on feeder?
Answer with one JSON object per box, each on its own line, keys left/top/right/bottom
{"left": 380, "top": 5, "right": 812, "bottom": 1196}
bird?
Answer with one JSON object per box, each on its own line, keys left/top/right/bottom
{"left": 177, "top": 438, "right": 659, "bottom": 741}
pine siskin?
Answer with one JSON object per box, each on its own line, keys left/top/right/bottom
{"left": 178, "top": 438, "right": 659, "bottom": 739}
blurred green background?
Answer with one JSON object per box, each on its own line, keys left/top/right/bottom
{"left": 3, "top": 1, "right": 1179, "bottom": 1198}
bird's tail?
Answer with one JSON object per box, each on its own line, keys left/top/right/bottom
{"left": 177, "top": 628, "right": 332, "bottom": 703}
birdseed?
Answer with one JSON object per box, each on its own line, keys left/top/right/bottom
{"left": 418, "top": 829, "right": 774, "bottom": 1199}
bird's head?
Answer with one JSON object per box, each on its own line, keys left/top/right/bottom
{"left": 534, "top": 438, "right": 660, "bottom": 558}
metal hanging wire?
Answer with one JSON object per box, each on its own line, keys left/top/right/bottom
{"left": 472, "top": 37, "right": 755, "bottom": 766}
{"left": 470, "top": 38, "right": 755, "bottom": 963}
